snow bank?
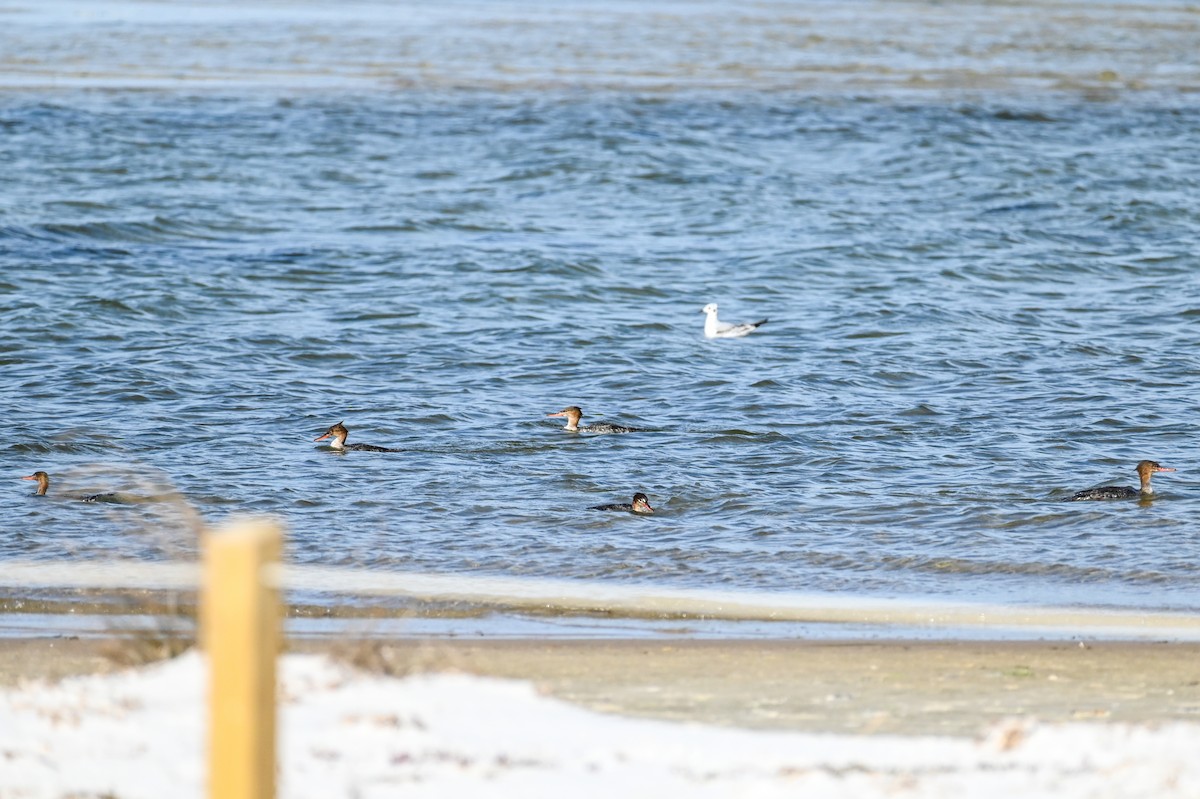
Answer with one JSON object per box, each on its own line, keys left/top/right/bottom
{"left": 0, "top": 652, "right": 1196, "bottom": 798}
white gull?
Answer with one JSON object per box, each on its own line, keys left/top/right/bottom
{"left": 701, "top": 302, "right": 768, "bottom": 339}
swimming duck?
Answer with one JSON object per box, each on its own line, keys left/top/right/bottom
{"left": 1068, "top": 460, "right": 1176, "bottom": 501}
{"left": 590, "top": 492, "right": 655, "bottom": 514}
{"left": 546, "top": 406, "right": 641, "bottom": 434}
{"left": 314, "top": 421, "right": 401, "bottom": 452}
{"left": 21, "top": 471, "right": 127, "bottom": 503}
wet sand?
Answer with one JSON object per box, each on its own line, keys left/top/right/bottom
{"left": 4, "top": 0, "right": 1200, "bottom": 95}
{"left": 4, "top": 636, "right": 1198, "bottom": 736}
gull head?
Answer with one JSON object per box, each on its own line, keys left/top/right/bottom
{"left": 701, "top": 303, "right": 718, "bottom": 316}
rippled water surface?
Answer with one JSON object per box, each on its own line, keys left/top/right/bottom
{"left": 3, "top": 0, "right": 1200, "bottom": 613}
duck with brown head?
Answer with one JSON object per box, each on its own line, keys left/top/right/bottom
{"left": 590, "top": 492, "right": 655, "bottom": 514}
{"left": 21, "top": 471, "right": 124, "bottom": 503}
{"left": 21, "top": 471, "right": 50, "bottom": 496}
{"left": 546, "top": 406, "right": 641, "bottom": 434}
{"left": 1068, "top": 460, "right": 1176, "bottom": 501}
{"left": 314, "top": 421, "right": 401, "bottom": 452}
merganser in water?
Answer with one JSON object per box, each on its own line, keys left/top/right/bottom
{"left": 590, "top": 492, "right": 655, "bottom": 514}
{"left": 701, "top": 302, "right": 767, "bottom": 339}
{"left": 21, "top": 471, "right": 50, "bottom": 496}
{"left": 21, "top": 471, "right": 127, "bottom": 503}
{"left": 1068, "top": 460, "right": 1176, "bottom": 501}
{"left": 314, "top": 421, "right": 401, "bottom": 452}
{"left": 546, "top": 406, "right": 641, "bottom": 434}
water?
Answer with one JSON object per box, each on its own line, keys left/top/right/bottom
{"left": 3, "top": 0, "right": 1200, "bottom": 616}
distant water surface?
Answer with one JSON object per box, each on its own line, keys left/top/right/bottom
{"left": 2, "top": 0, "right": 1199, "bottom": 615}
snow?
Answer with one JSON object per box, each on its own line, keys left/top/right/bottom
{"left": 1, "top": 652, "right": 1197, "bottom": 798}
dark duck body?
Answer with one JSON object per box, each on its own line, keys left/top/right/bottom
{"left": 1068, "top": 460, "right": 1175, "bottom": 501}
{"left": 590, "top": 492, "right": 655, "bottom": 514}
{"left": 314, "top": 421, "right": 401, "bottom": 452}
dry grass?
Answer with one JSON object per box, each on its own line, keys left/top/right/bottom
{"left": 99, "top": 591, "right": 196, "bottom": 668}
{"left": 330, "top": 636, "right": 467, "bottom": 678}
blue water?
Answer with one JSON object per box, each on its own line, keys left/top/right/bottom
{"left": 3, "top": 1, "right": 1200, "bottom": 614}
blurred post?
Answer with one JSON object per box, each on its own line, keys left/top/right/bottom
{"left": 203, "top": 519, "right": 283, "bottom": 799}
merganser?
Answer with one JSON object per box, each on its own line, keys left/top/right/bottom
{"left": 314, "top": 421, "right": 401, "bottom": 452}
{"left": 21, "top": 471, "right": 50, "bottom": 496}
{"left": 701, "top": 302, "right": 767, "bottom": 339}
{"left": 1068, "top": 460, "right": 1176, "bottom": 501}
{"left": 590, "top": 492, "right": 655, "bottom": 514}
{"left": 21, "top": 471, "right": 126, "bottom": 503}
{"left": 546, "top": 406, "right": 641, "bottom": 434}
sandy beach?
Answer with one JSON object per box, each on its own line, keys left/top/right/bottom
{"left": 3, "top": 635, "right": 1198, "bottom": 736}
{"left": 3, "top": 635, "right": 1200, "bottom": 797}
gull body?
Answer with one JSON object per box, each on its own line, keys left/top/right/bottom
{"left": 701, "top": 302, "right": 767, "bottom": 339}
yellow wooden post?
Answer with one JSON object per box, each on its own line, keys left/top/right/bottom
{"left": 202, "top": 518, "right": 283, "bottom": 799}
